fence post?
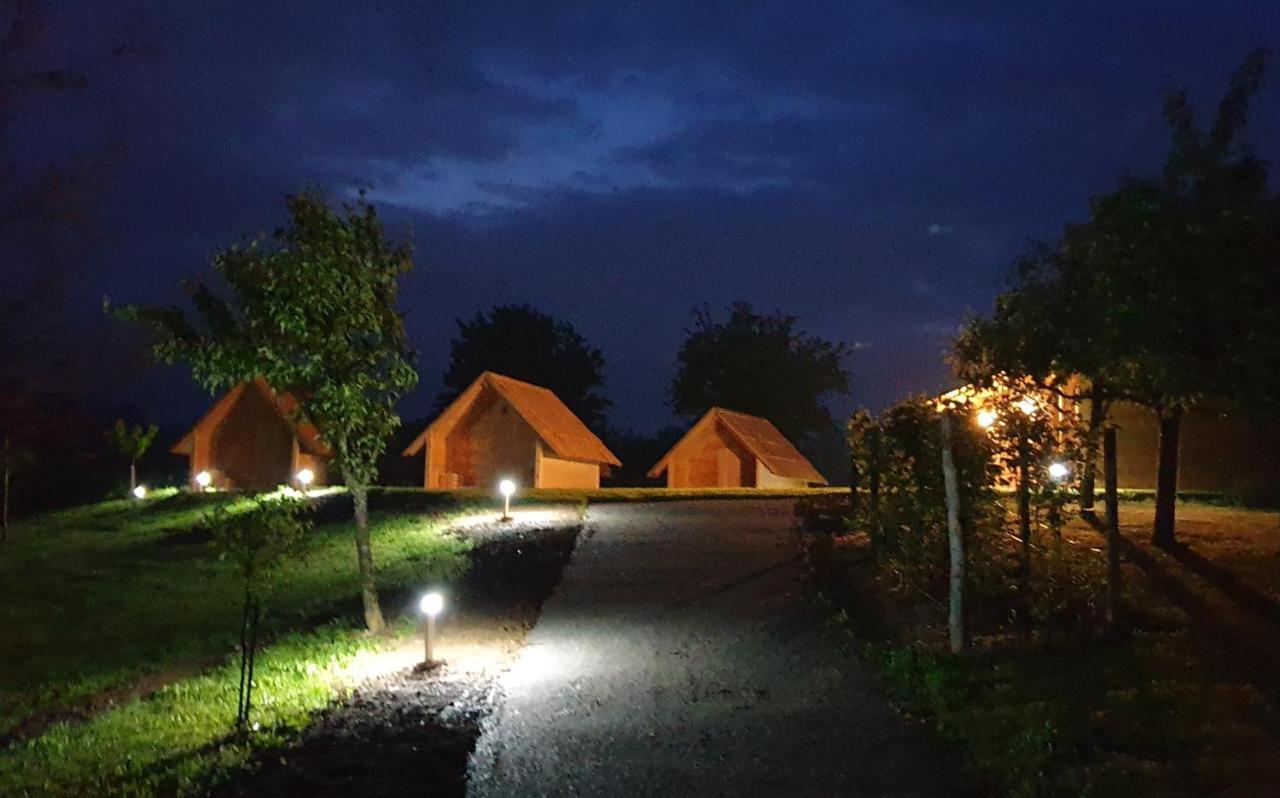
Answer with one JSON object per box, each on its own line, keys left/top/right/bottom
{"left": 940, "top": 413, "right": 966, "bottom": 654}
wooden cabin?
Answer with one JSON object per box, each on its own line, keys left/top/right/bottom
{"left": 648, "top": 407, "right": 827, "bottom": 488}
{"left": 171, "top": 378, "right": 330, "bottom": 491}
{"left": 402, "top": 371, "right": 621, "bottom": 490}
{"left": 942, "top": 381, "right": 1280, "bottom": 495}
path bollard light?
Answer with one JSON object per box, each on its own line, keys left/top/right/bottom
{"left": 499, "top": 478, "right": 516, "bottom": 522}
{"left": 1048, "top": 461, "right": 1070, "bottom": 482}
{"left": 132, "top": 484, "right": 147, "bottom": 500}
{"left": 295, "top": 468, "right": 314, "bottom": 494}
{"left": 420, "top": 592, "right": 444, "bottom": 665}
{"left": 195, "top": 470, "right": 212, "bottom": 490}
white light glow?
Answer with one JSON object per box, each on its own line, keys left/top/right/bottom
{"left": 499, "top": 478, "right": 516, "bottom": 498}
{"left": 296, "top": 468, "right": 314, "bottom": 487}
{"left": 1048, "top": 462, "right": 1070, "bottom": 481}
{"left": 195, "top": 471, "right": 212, "bottom": 488}
{"left": 976, "top": 409, "right": 997, "bottom": 428}
{"left": 132, "top": 485, "right": 147, "bottom": 500}
{"left": 1016, "top": 397, "right": 1037, "bottom": 415}
{"left": 419, "top": 592, "right": 444, "bottom": 617}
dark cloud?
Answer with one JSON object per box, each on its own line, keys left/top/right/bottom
{"left": 5, "top": 0, "right": 1278, "bottom": 431}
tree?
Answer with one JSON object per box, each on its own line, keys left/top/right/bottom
{"left": 107, "top": 419, "right": 157, "bottom": 494}
{"left": 113, "top": 190, "right": 417, "bottom": 632}
{"left": 437, "top": 304, "right": 610, "bottom": 430}
{"left": 671, "top": 303, "right": 850, "bottom": 443}
{"left": 207, "top": 496, "right": 310, "bottom": 730}
{"left": 957, "top": 49, "right": 1276, "bottom": 547}
{"left": 1092, "top": 49, "right": 1273, "bottom": 546}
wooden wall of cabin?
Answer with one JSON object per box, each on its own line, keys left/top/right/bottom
{"left": 536, "top": 443, "right": 601, "bottom": 489}
{"left": 666, "top": 422, "right": 755, "bottom": 488}
{"left": 1106, "top": 401, "right": 1280, "bottom": 494}
{"left": 209, "top": 387, "right": 294, "bottom": 490}
{"left": 443, "top": 393, "right": 538, "bottom": 489}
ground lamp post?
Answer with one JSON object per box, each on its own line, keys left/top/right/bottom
{"left": 132, "top": 484, "right": 148, "bottom": 500}
{"left": 499, "top": 478, "right": 516, "bottom": 522}
{"left": 295, "top": 468, "right": 314, "bottom": 495}
{"left": 420, "top": 591, "right": 444, "bottom": 666}
{"left": 195, "top": 470, "right": 212, "bottom": 491}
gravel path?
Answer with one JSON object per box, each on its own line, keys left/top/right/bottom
{"left": 466, "top": 500, "right": 954, "bottom": 797}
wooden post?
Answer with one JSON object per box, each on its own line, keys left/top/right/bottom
{"left": 1080, "top": 387, "right": 1105, "bottom": 511}
{"left": 940, "top": 414, "right": 965, "bottom": 654}
{"left": 2, "top": 436, "right": 10, "bottom": 541}
{"left": 868, "top": 431, "right": 881, "bottom": 538}
{"left": 848, "top": 450, "right": 860, "bottom": 520}
{"left": 1104, "top": 426, "right": 1121, "bottom": 626}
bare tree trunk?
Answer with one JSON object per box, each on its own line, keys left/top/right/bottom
{"left": 350, "top": 484, "right": 385, "bottom": 633}
{"left": 129, "top": 460, "right": 137, "bottom": 493}
{"left": 940, "top": 414, "right": 965, "bottom": 654}
{"left": 1080, "top": 386, "right": 1106, "bottom": 512}
{"left": 1152, "top": 409, "right": 1181, "bottom": 548}
{"left": 1104, "top": 426, "right": 1122, "bottom": 627}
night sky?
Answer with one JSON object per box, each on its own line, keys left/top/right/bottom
{"left": 7, "top": 1, "right": 1279, "bottom": 434}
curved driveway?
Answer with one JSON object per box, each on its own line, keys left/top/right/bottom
{"left": 467, "top": 500, "right": 953, "bottom": 797}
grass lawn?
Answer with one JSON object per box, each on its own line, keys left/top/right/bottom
{"left": 806, "top": 500, "right": 1280, "bottom": 797}
{"left": 0, "top": 488, "right": 487, "bottom": 795}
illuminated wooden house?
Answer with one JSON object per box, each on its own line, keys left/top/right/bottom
{"left": 402, "top": 371, "right": 621, "bottom": 490}
{"left": 943, "top": 380, "right": 1280, "bottom": 494}
{"left": 171, "top": 378, "right": 329, "bottom": 491}
{"left": 648, "top": 407, "right": 827, "bottom": 488}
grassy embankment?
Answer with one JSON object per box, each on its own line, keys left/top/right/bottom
{"left": 806, "top": 498, "right": 1280, "bottom": 797}
{"left": 0, "top": 488, "right": 481, "bottom": 795}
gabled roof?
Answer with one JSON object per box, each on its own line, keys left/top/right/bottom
{"left": 402, "top": 371, "right": 621, "bottom": 467}
{"left": 648, "top": 407, "right": 827, "bottom": 484}
{"left": 171, "top": 378, "right": 330, "bottom": 457}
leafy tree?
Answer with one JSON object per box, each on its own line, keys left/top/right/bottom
{"left": 106, "top": 419, "right": 158, "bottom": 494}
{"left": 957, "top": 49, "right": 1276, "bottom": 547}
{"left": 671, "top": 303, "right": 850, "bottom": 443}
{"left": 437, "top": 304, "right": 610, "bottom": 431}
{"left": 113, "top": 190, "right": 417, "bottom": 632}
{"left": 206, "top": 497, "right": 310, "bottom": 730}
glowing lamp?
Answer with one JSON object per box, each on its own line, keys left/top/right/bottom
{"left": 976, "top": 409, "right": 997, "bottom": 429}
{"left": 1016, "top": 397, "right": 1037, "bottom": 415}
{"left": 498, "top": 478, "right": 516, "bottom": 521}
{"left": 419, "top": 592, "right": 444, "bottom": 617}
{"left": 132, "top": 485, "right": 147, "bottom": 500}
{"left": 195, "top": 470, "right": 212, "bottom": 489}
{"left": 419, "top": 591, "right": 444, "bottom": 666}
{"left": 296, "top": 468, "right": 314, "bottom": 490}
{"left": 1048, "top": 462, "right": 1070, "bottom": 482}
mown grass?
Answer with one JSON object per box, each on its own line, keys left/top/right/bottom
{"left": 807, "top": 502, "right": 1280, "bottom": 797}
{"left": 0, "top": 488, "right": 476, "bottom": 795}
{"left": 0, "top": 621, "right": 416, "bottom": 796}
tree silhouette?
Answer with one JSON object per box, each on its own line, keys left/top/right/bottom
{"left": 437, "top": 304, "right": 610, "bottom": 431}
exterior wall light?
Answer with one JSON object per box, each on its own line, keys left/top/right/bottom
{"left": 1048, "top": 462, "right": 1070, "bottom": 482}
{"left": 420, "top": 591, "right": 444, "bottom": 665}
{"left": 499, "top": 478, "right": 516, "bottom": 521}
